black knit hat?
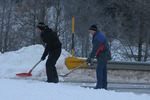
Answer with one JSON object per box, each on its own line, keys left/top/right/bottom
{"left": 37, "top": 22, "right": 46, "bottom": 31}
{"left": 89, "top": 25, "right": 98, "bottom": 31}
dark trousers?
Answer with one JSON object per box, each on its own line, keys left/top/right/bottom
{"left": 96, "top": 62, "right": 107, "bottom": 89}
{"left": 46, "top": 49, "right": 61, "bottom": 83}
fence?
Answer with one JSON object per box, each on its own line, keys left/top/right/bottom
{"left": 86, "top": 60, "right": 150, "bottom": 71}
{"left": 63, "top": 60, "right": 150, "bottom": 83}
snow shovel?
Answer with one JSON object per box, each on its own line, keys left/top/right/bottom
{"left": 65, "top": 57, "right": 87, "bottom": 69}
{"left": 16, "top": 60, "right": 42, "bottom": 77}
{"left": 59, "top": 62, "right": 87, "bottom": 77}
{"left": 65, "top": 18, "right": 87, "bottom": 69}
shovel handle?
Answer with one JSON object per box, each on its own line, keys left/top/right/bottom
{"left": 61, "top": 62, "right": 87, "bottom": 77}
{"left": 31, "top": 60, "right": 42, "bottom": 70}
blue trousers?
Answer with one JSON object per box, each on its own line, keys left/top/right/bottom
{"left": 96, "top": 62, "right": 107, "bottom": 89}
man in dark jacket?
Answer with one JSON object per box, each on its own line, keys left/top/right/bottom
{"left": 37, "top": 22, "right": 62, "bottom": 83}
{"left": 86, "top": 25, "right": 111, "bottom": 89}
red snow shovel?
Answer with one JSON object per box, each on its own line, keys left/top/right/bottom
{"left": 16, "top": 60, "right": 42, "bottom": 77}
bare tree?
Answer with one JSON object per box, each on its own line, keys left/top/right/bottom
{"left": 137, "top": 0, "right": 144, "bottom": 61}
{"left": 0, "top": 0, "right": 6, "bottom": 53}
{"left": 3, "top": 0, "right": 13, "bottom": 52}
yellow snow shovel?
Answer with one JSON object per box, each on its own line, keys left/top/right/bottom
{"left": 65, "top": 18, "right": 87, "bottom": 69}
{"left": 65, "top": 57, "right": 87, "bottom": 69}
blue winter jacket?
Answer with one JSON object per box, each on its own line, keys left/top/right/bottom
{"left": 89, "top": 30, "right": 111, "bottom": 62}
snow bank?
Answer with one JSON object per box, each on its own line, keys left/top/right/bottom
{"left": 0, "top": 45, "right": 70, "bottom": 79}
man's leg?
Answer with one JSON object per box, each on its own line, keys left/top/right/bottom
{"left": 102, "top": 62, "right": 107, "bottom": 90}
{"left": 46, "top": 54, "right": 54, "bottom": 82}
{"left": 96, "top": 63, "right": 105, "bottom": 89}
{"left": 46, "top": 49, "right": 61, "bottom": 83}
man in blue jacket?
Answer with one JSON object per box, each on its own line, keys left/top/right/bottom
{"left": 86, "top": 25, "right": 111, "bottom": 89}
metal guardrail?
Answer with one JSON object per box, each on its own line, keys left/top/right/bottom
{"left": 86, "top": 60, "right": 150, "bottom": 71}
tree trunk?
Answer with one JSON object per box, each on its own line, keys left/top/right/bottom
{"left": 144, "top": 32, "right": 149, "bottom": 61}
{"left": 4, "top": 0, "right": 13, "bottom": 52}
{"left": 138, "top": 0, "right": 144, "bottom": 61}
{"left": 0, "top": 0, "right": 6, "bottom": 53}
{"left": 54, "top": 2, "right": 61, "bottom": 33}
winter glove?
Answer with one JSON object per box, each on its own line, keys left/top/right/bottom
{"left": 41, "top": 50, "right": 49, "bottom": 61}
{"left": 86, "top": 57, "right": 91, "bottom": 63}
{"left": 41, "top": 55, "right": 46, "bottom": 61}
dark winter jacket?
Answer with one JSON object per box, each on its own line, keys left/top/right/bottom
{"left": 89, "top": 30, "right": 111, "bottom": 62}
{"left": 40, "top": 26, "right": 62, "bottom": 59}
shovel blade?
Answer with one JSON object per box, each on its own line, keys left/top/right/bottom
{"left": 65, "top": 57, "right": 87, "bottom": 69}
{"left": 16, "top": 73, "right": 32, "bottom": 77}
{"left": 59, "top": 75, "right": 67, "bottom": 77}
{"left": 16, "top": 70, "right": 32, "bottom": 77}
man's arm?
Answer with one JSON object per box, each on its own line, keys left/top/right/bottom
{"left": 89, "top": 39, "right": 102, "bottom": 58}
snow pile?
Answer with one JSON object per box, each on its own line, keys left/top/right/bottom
{"left": 0, "top": 45, "right": 70, "bottom": 79}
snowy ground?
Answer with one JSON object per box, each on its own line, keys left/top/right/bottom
{"left": 0, "top": 45, "right": 150, "bottom": 100}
